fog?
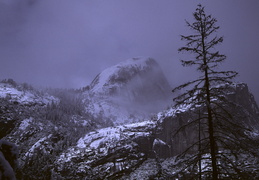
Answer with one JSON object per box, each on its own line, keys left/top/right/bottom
{"left": 0, "top": 0, "right": 259, "bottom": 101}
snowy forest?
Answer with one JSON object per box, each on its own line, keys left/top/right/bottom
{"left": 1, "top": 3, "right": 259, "bottom": 180}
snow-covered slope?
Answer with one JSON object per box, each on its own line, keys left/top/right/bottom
{"left": 1, "top": 76, "right": 259, "bottom": 179}
{"left": 0, "top": 83, "right": 58, "bottom": 106}
{"left": 84, "top": 57, "right": 172, "bottom": 125}
{"left": 154, "top": 82, "right": 259, "bottom": 157}
{"left": 89, "top": 57, "right": 153, "bottom": 94}
{"left": 77, "top": 121, "right": 155, "bottom": 149}
{"left": 55, "top": 120, "right": 156, "bottom": 179}
{"left": 50, "top": 81, "right": 259, "bottom": 179}
{"left": 89, "top": 57, "right": 170, "bottom": 100}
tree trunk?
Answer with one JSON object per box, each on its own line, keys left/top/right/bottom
{"left": 198, "top": 110, "right": 202, "bottom": 180}
{"left": 201, "top": 22, "right": 218, "bottom": 179}
{"left": 204, "top": 67, "right": 218, "bottom": 180}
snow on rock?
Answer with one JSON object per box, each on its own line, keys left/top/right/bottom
{"left": 88, "top": 56, "right": 171, "bottom": 105}
{"left": 77, "top": 120, "right": 155, "bottom": 149}
{"left": 25, "top": 134, "right": 52, "bottom": 157}
{"left": 84, "top": 57, "right": 172, "bottom": 125}
{"left": 55, "top": 120, "right": 156, "bottom": 178}
{"left": 156, "top": 103, "right": 191, "bottom": 122}
{"left": 157, "top": 82, "right": 259, "bottom": 123}
{"left": 90, "top": 56, "right": 156, "bottom": 94}
{"left": 70, "top": 115, "right": 91, "bottom": 127}
{"left": 0, "top": 83, "right": 58, "bottom": 106}
{"left": 153, "top": 138, "right": 167, "bottom": 147}
{"left": 19, "top": 117, "right": 33, "bottom": 131}
{"left": 85, "top": 96, "right": 142, "bottom": 125}
{"left": 58, "top": 120, "right": 155, "bottom": 164}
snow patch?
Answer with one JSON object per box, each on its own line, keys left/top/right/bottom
{"left": 0, "top": 83, "right": 59, "bottom": 105}
{"left": 19, "top": 117, "right": 33, "bottom": 130}
{"left": 153, "top": 138, "right": 167, "bottom": 147}
{"left": 90, "top": 57, "right": 154, "bottom": 94}
{"left": 77, "top": 120, "right": 155, "bottom": 149}
{"left": 25, "top": 134, "right": 52, "bottom": 157}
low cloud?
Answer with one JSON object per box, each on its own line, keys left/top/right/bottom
{"left": 0, "top": 0, "right": 258, "bottom": 102}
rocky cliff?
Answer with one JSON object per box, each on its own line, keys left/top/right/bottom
{"left": 51, "top": 83, "right": 259, "bottom": 179}
{"left": 89, "top": 57, "right": 170, "bottom": 100}
{"left": 85, "top": 57, "right": 172, "bottom": 124}
{"left": 155, "top": 82, "right": 259, "bottom": 157}
{"left": 1, "top": 76, "right": 259, "bottom": 179}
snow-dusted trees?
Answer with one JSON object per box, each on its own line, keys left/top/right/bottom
{"left": 172, "top": 4, "right": 259, "bottom": 179}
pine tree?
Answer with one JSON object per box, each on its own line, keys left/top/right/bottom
{"left": 172, "top": 4, "right": 259, "bottom": 179}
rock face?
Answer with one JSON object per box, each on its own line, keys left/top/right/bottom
{"left": 0, "top": 82, "right": 58, "bottom": 139}
{"left": 89, "top": 57, "right": 170, "bottom": 100}
{"left": 226, "top": 83, "right": 259, "bottom": 127}
{"left": 155, "top": 82, "right": 259, "bottom": 157}
{"left": 54, "top": 121, "right": 156, "bottom": 179}
{"left": 51, "top": 82, "right": 259, "bottom": 179}
{"left": 1, "top": 70, "right": 259, "bottom": 179}
{"left": 0, "top": 82, "right": 58, "bottom": 106}
{"left": 85, "top": 57, "right": 172, "bottom": 124}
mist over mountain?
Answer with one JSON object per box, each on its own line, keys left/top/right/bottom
{"left": 86, "top": 57, "right": 172, "bottom": 124}
{"left": 0, "top": 57, "right": 259, "bottom": 179}
{"left": 0, "top": 1, "right": 258, "bottom": 104}
{"left": 1, "top": 1, "right": 259, "bottom": 178}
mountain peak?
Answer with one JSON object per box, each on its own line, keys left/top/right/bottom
{"left": 89, "top": 57, "right": 166, "bottom": 96}
{"left": 85, "top": 57, "right": 172, "bottom": 124}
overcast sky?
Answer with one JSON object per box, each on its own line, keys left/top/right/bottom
{"left": 0, "top": 0, "right": 259, "bottom": 101}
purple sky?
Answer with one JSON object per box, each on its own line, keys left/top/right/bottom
{"left": 0, "top": 0, "right": 259, "bottom": 101}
